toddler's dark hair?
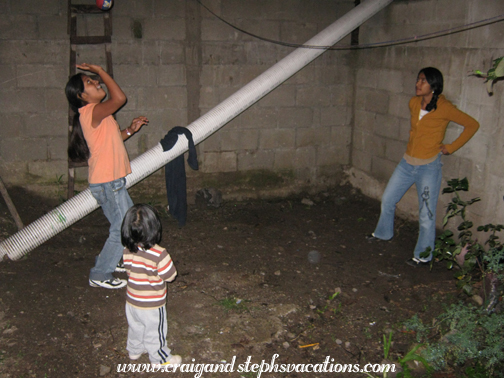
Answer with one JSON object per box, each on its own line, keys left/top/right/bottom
{"left": 121, "top": 204, "right": 162, "bottom": 252}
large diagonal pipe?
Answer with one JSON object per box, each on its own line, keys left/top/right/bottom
{"left": 1, "top": 0, "right": 392, "bottom": 260}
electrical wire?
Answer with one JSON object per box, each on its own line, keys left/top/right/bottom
{"left": 196, "top": 0, "right": 504, "bottom": 50}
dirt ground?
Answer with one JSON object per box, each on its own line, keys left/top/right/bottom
{"left": 0, "top": 183, "right": 465, "bottom": 378}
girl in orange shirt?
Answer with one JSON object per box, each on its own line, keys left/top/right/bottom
{"left": 65, "top": 63, "right": 148, "bottom": 289}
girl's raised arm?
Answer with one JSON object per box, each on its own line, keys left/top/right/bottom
{"left": 76, "top": 63, "right": 126, "bottom": 127}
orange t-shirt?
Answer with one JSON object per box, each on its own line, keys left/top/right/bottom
{"left": 79, "top": 103, "right": 131, "bottom": 184}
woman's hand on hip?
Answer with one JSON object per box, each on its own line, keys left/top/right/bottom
{"left": 440, "top": 145, "right": 450, "bottom": 155}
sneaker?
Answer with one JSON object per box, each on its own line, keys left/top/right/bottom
{"left": 152, "top": 355, "right": 182, "bottom": 369}
{"left": 405, "top": 257, "right": 430, "bottom": 267}
{"left": 365, "top": 233, "right": 389, "bottom": 242}
{"left": 115, "top": 260, "right": 126, "bottom": 273}
{"left": 89, "top": 278, "right": 127, "bottom": 289}
{"left": 129, "top": 350, "right": 147, "bottom": 360}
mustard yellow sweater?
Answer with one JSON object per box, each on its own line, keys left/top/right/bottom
{"left": 406, "top": 95, "right": 479, "bottom": 159}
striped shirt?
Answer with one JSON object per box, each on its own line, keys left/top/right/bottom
{"left": 123, "top": 244, "right": 177, "bottom": 309}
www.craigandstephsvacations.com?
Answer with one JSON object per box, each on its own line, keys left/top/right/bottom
{"left": 117, "top": 354, "right": 396, "bottom": 376}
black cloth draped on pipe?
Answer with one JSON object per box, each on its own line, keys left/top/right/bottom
{"left": 160, "top": 127, "right": 198, "bottom": 227}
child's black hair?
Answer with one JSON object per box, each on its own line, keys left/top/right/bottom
{"left": 65, "top": 73, "right": 90, "bottom": 162}
{"left": 418, "top": 67, "right": 444, "bottom": 112}
{"left": 121, "top": 204, "right": 162, "bottom": 252}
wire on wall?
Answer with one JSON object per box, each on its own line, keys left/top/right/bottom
{"left": 196, "top": 0, "right": 504, "bottom": 50}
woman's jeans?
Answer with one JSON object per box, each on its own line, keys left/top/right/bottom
{"left": 373, "top": 155, "right": 443, "bottom": 261}
{"left": 89, "top": 177, "right": 133, "bottom": 281}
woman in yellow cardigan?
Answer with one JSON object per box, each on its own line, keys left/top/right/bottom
{"left": 367, "top": 67, "right": 479, "bottom": 266}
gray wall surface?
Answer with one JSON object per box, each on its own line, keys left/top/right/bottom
{"left": 1, "top": 0, "right": 504, "bottom": 229}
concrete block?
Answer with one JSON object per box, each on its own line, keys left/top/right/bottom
{"left": 113, "top": 0, "right": 154, "bottom": 17}
{"left": 351, "top": 150, "right": 372, "bottom": 173}
{"left": 240, "top": 65, "right": 268, "bottom": 86}
{"left": 45, "top": 89, "right": 68, "bottom": 113}
{"left": 277, "top": 107, "right": 314, "bottom": 129}
{"left": 158, "top": 64, "right": 186, "bottom": 86}
{"left": 398, "top": 122, "right": 411, "bottom": 143}
{"left": 38, "top": 15, "right": 67, "bottom": 40}
{"left": 17, "top": 64, "right": 67, "bottom": 88}
{"left": 241, "top": 106, "right": 278, "bottom": 129}
{"left": 259, "top": 129, "right": 295, "bottom": 149}
{"left": 112, "top": 42, "right": 143, "bottom": 65}
{"left": 331, "top": 84, "right": 353, "bottom": 107}
{"left": 284, "top": 65, "right": 316, "bottom": 86}
{"left": 317, "top": 144, "right": 350, "bottom": 166}
{"left": 114, "top": 65, "right": 158, "bottom": 87}
{"left": 202, "top": 151, "right": 237, "bottom": 173}
{"left": 201, "top": 65, "right": 241, "bottom": 87}
{"left": 274, "top": 146, "right": 316, "bottom": 170}
{"left": 0, "top": 114, "right": 24, "bottom": 139}
{"left": 153, "top": 0, "right": 185, "bottom": 18}
{"left": 11, "top": 0, "right": 60, "bottom": 14}
{"left": 371, "top": 156, "right": 397, "bottom": 182}
{"left": 385, "top": 139, "right": 406, "bottom": 162}
{"left": 365, "top": 89, "right": 390, "bottom": 115}
{"left": 0, "top": 65, "right": 16, "bottom": 91}
{"left": 138, "top": 87, "right": 187, "bottom": 110}
{"left": 143, "top": 19, "right": 185, "bottom": 41}
{"left": 237, "top": 150, "right": 275, "bottom": 171}
{"left": 280, "top": 21, "right": 318, "bottom": 45}
{"left": 296, "top": 86, "right": 332, "bottom": 107}
{"left": 243, "top": 42, "right": 281, "bottom": 66}
{"left": 0, "top": 40, "right": 67, "bottom": 64}
{"left": 200, "top": 132, "right": 221, "bottom": 152}
{"left": 199, "top": 86, "right": 220, "bottom": 108}
{"left": 258, "top": 85, "right": 296, "bottom": 107}
{"left": 202, "top": 43, "right": 247, "bottom": 65}
{"left": 0, "top": 138, "right": 47, "bottom": 162}
{"left": 321, "top": 106, "right": 349, "bottom": 127}
{"left": 221, "top": 0, "right": 277, "bottom": 20}
{"left": 377, "top": 69, "right": 404, "bottom": 93}
{"left": 0, "top": 89, "right": 45, "bottom": 113}
{"left": 202, "top": 19, "right": 239, "bottom": 42}
{"left": 160, "top": 42, "right": 185, "bottom": 64}
{"left": 225, "top": 129, "right": 258, "bottom": 150}
{"left": 354, "top": 109, "right": 377, "bottom": 134}
{"left": 356, "top": 68, "right": 378, "bottom": 89}
{"left": 316, "top": 65, "right": 353, "bottom": 86}
{"left": 240, "top": 20, "right": 280, "bottom": 42}
{"left": 28, "top": 160, "right": 68, "bottom": 181}
{"left": 388, "top": 93, "right": 411, "bottom": 118}
{"left": 296, "top": 127, "right": 331, "bottom": 148}
{"left": 25, "top": 113, "right": 67, "bottom": 138}
{"left": 47, "top": 137, "right": 67, "bottom": 161}
{"left": 0, "top": 15, "right": 37, "bottom": 40}
{"left": 374, "top": 114, "right": 400, "bottom": 140}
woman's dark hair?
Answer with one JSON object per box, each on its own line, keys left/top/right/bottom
{"left": 418, "top": 67, "right": 444, "bottom": 111}
{"left": 65, "top": 73, "right": 90, "bottom": 162}
{"left": 121, "top": 204, "right": 162, "bottom": 252}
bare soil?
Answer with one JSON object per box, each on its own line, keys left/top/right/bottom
{"left": 0, "top": 184, "right": 463, "bottom": 378}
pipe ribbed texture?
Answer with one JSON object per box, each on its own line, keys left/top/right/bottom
{"left": 0, "top": 0, "right": 392, "bottom": 260}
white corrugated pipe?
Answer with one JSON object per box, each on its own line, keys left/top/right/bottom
{"left": 0, "top": 0, "right": 392, "bottom": 260}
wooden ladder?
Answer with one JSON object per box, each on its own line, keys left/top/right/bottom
{"left": 66, "top": 1, "right": 113, "bottom": 199}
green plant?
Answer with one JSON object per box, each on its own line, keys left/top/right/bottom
{"left": 404, "top": 303, "right": 504, "bottom": 376}
{"left": 473, "top": 56, "right": 504, "bottom": 95}
{"left": 432, "top": 178, "right": 503, "bottom": 309}
{"left": 383, "top": 332, "right": 392, "bottom": 360}
{"left": 316, "top": 291, "right": 340, "bottom": 314}
{"left": 216, "top": 297, "right": 249, "bottom": 312}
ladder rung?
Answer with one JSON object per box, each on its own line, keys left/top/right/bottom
{"left": 71, "top": 36, "right": 111, "bottom": 45}
{"left": 70, "top": 4, "right": 107, "bottom": 14}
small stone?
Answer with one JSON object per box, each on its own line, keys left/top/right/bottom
{"left": 471, "top": 294, "right": 483, "bottom": 306}
{"left": 345, "top": 341, "right": 351, "bottom": 348}
{"left": 308, "top": 250, "right": 321, "bottom": 264}
{"left": 301, "top": 198, "right": 314, "bottom": 206}
{"left": 335, "top": 339, "right": 342, "bottom": 345}
{"left": 3, "top": 326, "right": 18, "bottom": 335}
{"left": 352, "top": 288, "right": 358, "bottom": 292}
{"left": 282, "top": 342, "right": 290, "bottom": 349}
{"left": 274, "top": 270, "right": 281, "bottom": 276}
{"left": 99, "top": 365, "right": 111, "bottom": 376}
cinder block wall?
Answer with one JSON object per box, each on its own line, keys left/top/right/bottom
{"left": 0, "top": 0, "right": 354, "bottom": 195}
{"left": 347, "top": 0, "right": 504, "bottom": 228}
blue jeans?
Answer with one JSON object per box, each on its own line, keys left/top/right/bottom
{"left": 373, "top": 155, "right": 443, "bottom": 261}
{"left": 89, "top": 177, "right": 133, "bottom": 281}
